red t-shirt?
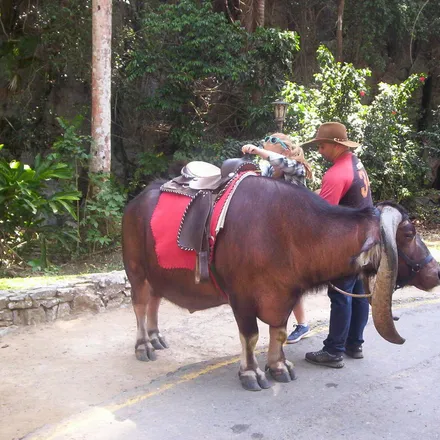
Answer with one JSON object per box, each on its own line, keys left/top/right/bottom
{"left": 320, "top": 152, "right": 373, "bottom": 209}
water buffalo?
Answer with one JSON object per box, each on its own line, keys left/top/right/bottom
{"left": 122, "top": 176, "right": 440, "bottom": 391}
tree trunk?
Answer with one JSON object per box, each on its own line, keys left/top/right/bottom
{"left": 255, "top": 0, "right": 265, "bottom": 28}
{"left": 90, "top": 0, "right": 112, "bottom": 176}
{"left": 0, "top": 0, "right": 14, "bottom": 35}
{"left": 241, "top": 0, "right": 265, "bottom": 33}
{"left": 336, "top": 0, "right": 345, "bottom": 63}
{"left": 246, "top": 0, "right": 265, "bottom": 104}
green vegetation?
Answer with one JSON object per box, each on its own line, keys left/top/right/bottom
{"left": 1, "top": 0, "right": 440, "bottom": 276}
{"left": 124, "top": 0, "right": 300, "bottom": 151}
{"left": 0, "top": 143, "right": 81, "bottom": 270}
{"left": 281, "top": 46, "right": 438, "bottom": 201}
{"left": 0, "top": 274, "right": 83, "bottom": 291}
{"left": 0, "top": 118, "right": 126, "bottom": 274}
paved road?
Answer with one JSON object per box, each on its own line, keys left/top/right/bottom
{"left": 26, "top": 300, "right": 440, "bottom": 440}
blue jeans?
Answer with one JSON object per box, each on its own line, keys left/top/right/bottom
{"left": 323, "top": 275, "right": 369, "bottom": 354}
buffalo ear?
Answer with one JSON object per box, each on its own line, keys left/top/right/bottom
{"left": 353, "top": 235, "right": 380, "bottom": 269}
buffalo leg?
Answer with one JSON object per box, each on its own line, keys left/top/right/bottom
{"left": 266, "top": 326, "right": 296, "bottom": 382}
{"left": 146, "top": 295, "right": 168, "bottom": 350}
{"left": 232, "top": 307, "right": 271, "bottom": 391}
{"left": 132, "top": 279, "right": 166, "bottom": 362}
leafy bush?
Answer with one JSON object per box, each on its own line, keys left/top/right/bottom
{"left": 0, "top": 117, "right": 128, "bottom": 272}
{"left": 0, "top": 144, "right": 80, "bottom": 269}
{"left": 362, "top": 76, "right": 427, "bottom": 201}
{"left": 125, "top": 0, "right": 300, "bottom": 149}
{"left": 48, "top": 119, "right": 127, "bottom": 256}
{"left": 280, "top": 46, "right": 426, "bottom": 200}
{"left": 128, "top": 152, "right": 170, "bottom": 191}
{"left": 419, "top": 105, "right": 440, "bottom": 186}
{"left": 81, "top": 174, "right": 127, "bottom": 253}
{"left": 344, "top": 0, "right": 440, "bottom": 73}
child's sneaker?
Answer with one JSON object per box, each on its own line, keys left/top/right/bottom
{"left": 286, "top": 324, "right": 310, "bottom": 344}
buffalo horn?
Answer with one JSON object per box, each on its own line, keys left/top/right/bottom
{"left": 371, "top": 206, "right": 405, "bottom": 344}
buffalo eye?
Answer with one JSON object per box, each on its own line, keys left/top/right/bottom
{"left": 400, "top": 222, "right": 416, "bottom": 240}
{"left": 403, "top": 226, "right": 416, "bottom": 240}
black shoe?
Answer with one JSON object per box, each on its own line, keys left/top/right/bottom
{"left": 305, "top": 349, "right": 344, "bottom": 368}
{"left": 345, "top": 345, "right": 364, "bottom": 359}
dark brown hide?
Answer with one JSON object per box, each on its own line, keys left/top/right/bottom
{"left": 122, "top": 178, "right": 440, "bottom": 390}
{"left": 123, "top": 182, "right": 227, "bottom": 313}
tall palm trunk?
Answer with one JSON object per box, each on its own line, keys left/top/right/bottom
{"left": 90, "top": 0, "right": 112, "bottom": 181}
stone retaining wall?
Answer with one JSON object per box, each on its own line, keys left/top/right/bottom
{"left": 0, "top": 271, "right": 131, "bottom": 328}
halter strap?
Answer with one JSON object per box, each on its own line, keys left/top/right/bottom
{"left": 396, "top": 250, "right": 434, "bottom": 289}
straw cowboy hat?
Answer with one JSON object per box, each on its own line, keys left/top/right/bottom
{"left": 300, "top": 122, "right": 361, "bottom": 149}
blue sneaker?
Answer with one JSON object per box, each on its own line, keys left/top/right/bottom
{"left": 286, "top": 324, "right": 310, "bottom": 344}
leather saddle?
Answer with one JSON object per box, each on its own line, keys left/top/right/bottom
{"left": 161, "top": 157, "right": 258, "bottom": 283}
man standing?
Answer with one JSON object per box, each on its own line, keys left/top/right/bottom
{"left": 301, "top": 122, "right": 373, "bottom": 368}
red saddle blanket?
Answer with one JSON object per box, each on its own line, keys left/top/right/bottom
{"left": 151, "top": 173, "right": 253, "bottom": 270}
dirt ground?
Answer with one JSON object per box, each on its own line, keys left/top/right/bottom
{"left": 0, "top": 300, "right": 245, "bottom": 440}
{"left": 1, "top": 284, "right": 439, "bottom": 440}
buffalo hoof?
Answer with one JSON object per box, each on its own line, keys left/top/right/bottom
{"left": 149, "top": 332, "right": 169, "bottom": 350}
{"left": 286, "top": 360, "right": 297, "bottom": 380}
{"left": 267, "top": 360, "right": 296, "bottom": 383}
{"left": 135, "top": 341, "right": 156, "bottom": 362}
{"left": 239, "top": 369, "right": 271, "bottom": 391}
